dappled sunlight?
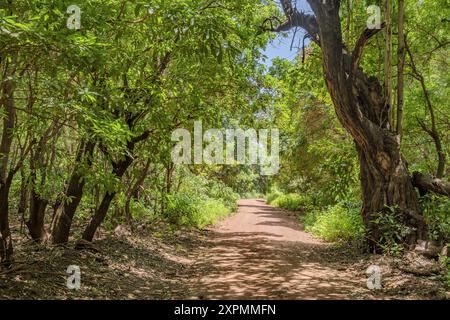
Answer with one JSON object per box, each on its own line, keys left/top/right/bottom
{"left": 187, "top": 200, "right": 370, "bottom": 300}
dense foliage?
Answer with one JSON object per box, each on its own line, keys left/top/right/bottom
{"left": 0, "top": 0, "right": 276, "bottom": 263}
{"left": 0, "top": 0, "right": 448, "bottom": 267}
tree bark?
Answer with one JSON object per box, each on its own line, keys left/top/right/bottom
{"left": 0, "top": 176, "right": 13, "bottom": 267}
{"left": 412, "top": 172, "right": 450, "bottom": 198}
{"left": 26, "top": 191, "right": 48, "bottom": 242}
{"left": 166, "top": 163, "right": 175, "bottom": 194}
{"left": 50, "top": 140, "right": 95, "bottom": 244}
{"left": 81, "top": 191, "right": 117, "bottom": 242}
{"left": 358, "top": 143, "right": 425, "bottom": 248}
{"left": 0, "top": 78, "right": 15, "bottom": 266}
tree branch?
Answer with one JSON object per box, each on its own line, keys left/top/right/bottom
{"left": 413, "top": 172, "right": 450, "bottom": 198}
{"left": 272, "top": 0, "right": 320, "bottom": 44}
{"left": 351, "top": 24, "right": 385, "bottom": 76}
{"left": 406, "top": 38, "right": 446, "bottom": 178}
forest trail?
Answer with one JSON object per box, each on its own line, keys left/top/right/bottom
{"left": 187, "top": 199, "right": 369, "bottom": 299}
{"left": 2, "top": 199, "right": 443, "bottom": 300}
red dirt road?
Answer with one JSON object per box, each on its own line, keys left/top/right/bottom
{"left": 2, "top": 199, "right": 442, "bottom": 299}
{"left": 188, "top": 199, "right": 370, "bottom": 299}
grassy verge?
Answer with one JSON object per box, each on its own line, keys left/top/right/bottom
{"left": 165, "top": 193, "right": 236, "bottom": 229}
{"left": 299, "top": 203, "right": 365, "bottom": 242}
{"left": 267, "top": 192, "right": 364, "bottom": 243}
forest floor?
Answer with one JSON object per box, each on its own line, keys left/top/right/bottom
{"left": 0, "top": 199, "right": 448, "bottom": 300}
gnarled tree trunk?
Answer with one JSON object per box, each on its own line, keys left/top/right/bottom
{"left": 273, "top": 0, "right": 425, "bottom": 250}
{"left": 357, "top": 141, "right": 424, "bottom": 248}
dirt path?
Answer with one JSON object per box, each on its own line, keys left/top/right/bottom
{"left": 2, "top": 199, "right": 445, "bottom": 300}
{"left": 187, "top": 199, "right": 370, "bottom": 300}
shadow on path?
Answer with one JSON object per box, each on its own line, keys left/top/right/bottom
{"left": 188, "top": 199, "right": 369, "bottom": 300}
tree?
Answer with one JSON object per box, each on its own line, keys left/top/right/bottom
{"left": 0, "top": 68, "right": 16, "bottom": 265}
{"left": 269, "top": 0, "right": 426, "bottom": 250}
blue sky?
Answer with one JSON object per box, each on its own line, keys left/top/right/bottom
{"left": 261, "top": 1, "right": 313, "bottom": 67}
{"left": 263, "top": 35, "right": 302, "bottom": 63}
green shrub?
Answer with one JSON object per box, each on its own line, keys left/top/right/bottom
{"left": 191, "top": 199, "right": 230, "bottom": 229}
{"left": 165, "top": 193, "right": 200, "bottom": 225}
{"left": 272, "top": 193, "right": 311, "bottom": 211}
{"left": 206, "top": 182, "right": 239, "bottom": 212}
{"left": 242, "top": 191, "right": 265, "bottom": 199}
{"left": 299, "top": 209, "right": 319, "bottom": 228}
{"left": 300, "top": 203, "right": 365, "bottom": 242}
{"left": 440, "top": 255, "right": 450, "bottom": 286}
{"left": 165, "top": 193, "right": 231, "bottom": 229}
{"left": 177, "top": 172, "right": 238, "bottom": 213}
{"left": 266, "top": 191, "right": 282, "bottom": 204}
{"left": 422, "top": 195, "right": 450, "bottom": 243}
{"left": 129, "top": 198, "right": 157, "bottom": 222}
{"left": 372, "top": 206, "right": 417, "bottom": 256}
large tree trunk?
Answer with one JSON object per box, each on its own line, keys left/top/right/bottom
{"left": 50, "top": 140, "right": 95, "bottom": 244}
{"left": 314, "top": 1, "right": 423, "bottom": 250}
{"left": 0, "top": 78, "right": 15, "bottom": 266}
{"left": 358, "top": 141, "right": 425, "bottom": 250}
{"left": 274, "top": 0, "right": 425, "bottom": 250}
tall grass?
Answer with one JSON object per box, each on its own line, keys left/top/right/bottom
{"left": 266, "top": 191, "right": 282, "bottom": 204}
{"left": 268, "top": 193, "right": 311, "bottom": 211}
{"left": 165, "top": 193, "right": 233, "bottom": 229}
{"left": 300, "top": 203, "right": 365, "bottom": 242}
